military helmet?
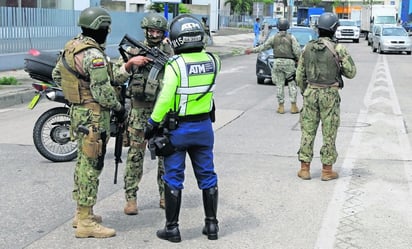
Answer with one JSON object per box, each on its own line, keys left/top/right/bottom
{"left": 141, "top": 13, "right": 168, "bottom": 32}
{"left": 317, "top": 12, "right": 340, "bottom": 33}
{"left": 78, "top": 7, "right": 111, "bottom": 30}
{"left": 169, "top": 14, "right": 205, "bottom": 54}
{"left": 277, "top": 18, "right": 290, "bottom": 31}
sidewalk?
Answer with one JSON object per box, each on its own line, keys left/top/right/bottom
{"left": 0, "top": 28, "right": 254, "bottom": 109}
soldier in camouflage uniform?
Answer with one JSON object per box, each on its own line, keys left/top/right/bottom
{"left": 245, "top": 18, "right": 301, "bottom": 114}
{"left": 52, "top": 7, "right": 127, "bottom": 238}
{"left": 112, "top": 13, "right": 174, "bottom": 215}
{"left": 296, "top": 13, "right": 356, "bottom": 181}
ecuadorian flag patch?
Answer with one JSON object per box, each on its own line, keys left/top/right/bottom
{"left": 92, "top": 58, "right": 105, "bottom": 68}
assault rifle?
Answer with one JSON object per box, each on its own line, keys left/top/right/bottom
{"left": 113, "top": 84, "right": 127, "bottom": 184}
{"left": 118, "top": 34, "right": 169, "bottom": 83}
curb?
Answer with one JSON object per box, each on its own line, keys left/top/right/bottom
{"left": 0, "top": 88, "right": 34, "bottom": 109}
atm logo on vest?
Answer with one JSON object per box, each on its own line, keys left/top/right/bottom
{"left": 187, "top": 62, "right": 214, "bottom": 75}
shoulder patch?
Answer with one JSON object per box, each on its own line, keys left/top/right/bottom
{"left": 91, "top": 58, "right": 105, "bottom": 68}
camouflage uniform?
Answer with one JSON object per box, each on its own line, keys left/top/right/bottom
{"left": 253, "top": 31, "right": 301, "bottom": 105}
{"left": 296, "top": 37, "right": 356, "bottom": 165}
{"left": 112, "top": 40, "right": 173, "bottom": 206}
{"left": 52, "top": 34, "right": 122, "bottom": 207}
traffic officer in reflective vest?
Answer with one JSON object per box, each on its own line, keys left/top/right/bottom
{"left": 144, "top": 14, "right": 221, "bottom": 243}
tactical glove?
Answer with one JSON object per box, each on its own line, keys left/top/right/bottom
{"left": 144, "top": 119, "right": 159, "bottom": 140}
{"left": 114, "top": 106, "right": 127, "bottom": 123}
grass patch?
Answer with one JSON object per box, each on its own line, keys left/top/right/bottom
{"left": 0, "top": 76, "right": 20, "bottom": 85}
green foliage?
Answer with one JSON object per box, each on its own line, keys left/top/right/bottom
{"left": 0, "top": 76, "right": 19, "bottom": 85}
{"left": 300, "top": 0, "right": 323, "bottom": 6}
{"left": 147, "top": 3, "right": 191, "bottom": 14}
{"left": 225, "top": 0, "right": 253, "bottom": 15}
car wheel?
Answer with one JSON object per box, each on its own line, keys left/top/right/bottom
{"left": 407, "top": 51, "right": 411, "bottom": 55}
{"left": 378, "top": 44, "right": 384, "bottom": 54}
{"left": 257, "top": 77, "right": 265, "bottom": 85}
{"left": 372, "top": 44, "right": 377, "bottom": 52}
{"left": 354, "top": 39, "right": 359, "bottom": 43}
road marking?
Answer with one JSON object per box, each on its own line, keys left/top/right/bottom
{"left": 315, "top": 55, "right": 412, "bottom": 248}
{"left": 226, "top": 84, "right": 252, "bottom": 96}
{"left": 0, "top": 108, "right": 12, "bottom": 113}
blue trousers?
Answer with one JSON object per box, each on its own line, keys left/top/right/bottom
{"left": 163, "top": 119, "right": 218, "bottom": 190}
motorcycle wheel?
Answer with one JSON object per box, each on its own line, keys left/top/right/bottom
{"left": 33, "top": 107, "right": 77, "bottom": 162}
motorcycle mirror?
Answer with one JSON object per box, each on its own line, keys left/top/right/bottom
{"left": 28, "top": 48, "right": 40, "bottom": 56}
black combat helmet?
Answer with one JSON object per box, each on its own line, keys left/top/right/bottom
{"left": 169, "top": 14, "right": 205, "bottom": 54}
{"left": 317, "top": 12, "right": 340, "bottom": 33}
{"left": 277, "top": 18, "right": 290, "bottom": 31}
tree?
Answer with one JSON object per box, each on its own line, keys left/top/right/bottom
{"left": 224, "top": 0, "right": 253, "bottom": 15}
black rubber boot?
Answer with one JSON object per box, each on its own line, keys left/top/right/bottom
{"left": 202, "top": 186, "right": 219, "bottom": 240}
{"left": 156, "top": 185, "right": 182, "bottom": 243}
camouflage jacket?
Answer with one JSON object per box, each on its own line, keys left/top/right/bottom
{"left": 296, "top": 37, "right": 357, "bottom": 92}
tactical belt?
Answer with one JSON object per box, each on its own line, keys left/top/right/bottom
{"left": 132, "top": 98, "right": 154, "bottom": 108}
{"left": 308, "top": 82, "right": 339, "bottom": 89}
{"left": 179, "top": 113, "right": 210, "bottom": 122}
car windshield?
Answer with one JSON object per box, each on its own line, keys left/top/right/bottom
{"left": 339, "top": 20, "right": 356, "bottom": 26}
{"left": 382, "top": 28, "right": 408, "bottom": 36}
{"left": 264, "top": 28, "right": 317, "bottom": 47}
{"left": 291, "top": 30, "right": 317, "bottom": 46}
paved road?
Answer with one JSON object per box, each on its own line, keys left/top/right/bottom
{"left": 2, "top": 34, "right": 412, "bottom": 249}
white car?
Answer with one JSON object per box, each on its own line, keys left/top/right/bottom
{"left": 371, "top": 25, "right": 412, "bottom": 55}
{"left": 335, "top": 19, "right": 360, "bottom": 43}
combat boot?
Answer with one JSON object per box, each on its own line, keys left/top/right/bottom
{"left": 124, "top": 199, "right": 138, "bottom": 215}
{"left": 157, "top": 185, "right": 182, "bottom": 243}
{"left": 277, "top": 103, "right": 285, "bottom": 114}
{"left": 75, "top": 206, "right": 116, "bottom": 238}
{"left": 321, "top": 164, "right": 339, "bottom": 181}
{"left": 291, "top": 103, "right": 299, "bottom": 114}
{"left": 202, "top": 186, "right": 219, "bottom": 240}
{"left": 72, "top": 205, "right": 102, "bottom": 228}
{"left": 297, "top": 162, "right": 311, "bottom": 180}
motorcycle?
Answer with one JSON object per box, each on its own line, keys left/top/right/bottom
{"left": 25, "top": 49, "right": 77, "bottom": 162}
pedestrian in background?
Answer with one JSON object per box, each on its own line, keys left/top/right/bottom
{"left": 296, "top": 12, "right": 356, "bottom": 181}
{"left": 112, "top": 13, "right": 174, "bottom": 215}
{"left": 245, "top": 18, "right": 301, "bottom": 114}
{"left": 144, "top": 14, "right": 220, "bottom": 243}
{"left": 254, "top": 17, "right": 261, "bottom": 47}
{"left": 52, "top": 7, "right": 125, "bottom": 238}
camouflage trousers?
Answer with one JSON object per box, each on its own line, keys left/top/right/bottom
{"left": 271, "top": 58, "right": 297, "bottom": 104}
{"left": 298, "top": 86, "right": 341, "bottom": 165}
{"left": 71, "top": 106, "right": 111, "bottom": 207}
{"left": 124, "top": 106, "right": 165, "bottom": 201}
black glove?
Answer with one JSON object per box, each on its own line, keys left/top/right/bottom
{"left": 114, "top": 106, "right": 127, "bottom": 123}
{"left": 144, "top": 121, "right": 158, "bottom": 140}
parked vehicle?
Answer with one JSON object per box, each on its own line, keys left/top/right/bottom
{"left": 371, "top": 25, "right": 412, "bottom": 55}
{"left": 25, "top": 49, "right": 77, "bottom": 162}
{"left": 402, "top": 21, "right": 412, "bottom": 32}
{"left": 335, "top": 19, "right": 360, "bottom": 43}
{"left": 297, "top": 7, "right": 324, "bottom": 28}
{"left": 262, "top": 17, "right": 278, "bottom": 29}
{"left": 360, "top": 5, "right": 397, "bottom": 40}
{"left": 256, "top": 27, "right": 318, "bottom": 85}
{"left": 367, "top": 24, "right": 381, "bottom": 46}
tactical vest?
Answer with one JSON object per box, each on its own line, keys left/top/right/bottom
{"left": 60, "top": 37, "right": 110, "bottom": 104}
{"left": 128, "top": 42, "right": 171, "bottom": 103}
{"left": 304, "top": 39, "right": 339, "bottom": 85}
{"left": 170, "top": 52, "right": 217, "bottom": 116}
{"left": 273, "top": 32, "right": 295, "bottom": 59}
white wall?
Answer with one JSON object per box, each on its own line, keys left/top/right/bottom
{"left": 74, "top": 0, "right": 90, "bottom": 10}
{"left": 193, "top": 0, "right": 218, "bottom": 31}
